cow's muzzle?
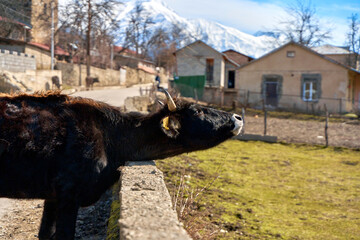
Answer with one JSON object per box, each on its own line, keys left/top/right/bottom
{"left": 231, "top": 114, "right": 243, "bottom": 136}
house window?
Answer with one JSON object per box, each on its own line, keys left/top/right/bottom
{"left": 287, "top": 51, "right": 295, "bottom": 58}
{"left": 206, "top": 58, "right": 214, "bottom": 83}
{"left": 301, "top": 74, "right": 321, "bottom": 101}
{"left": 228, "top": 70, "right": 235, "bottom": 88}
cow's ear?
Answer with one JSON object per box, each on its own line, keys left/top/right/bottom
{"left": 160, "top": 116, "right": 180, "bottom": 138}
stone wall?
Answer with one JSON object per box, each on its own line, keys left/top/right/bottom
{"left": 0, "top": 69, "right": 62, "bottom": 93}
{"left": 56, "top": 63, "right": 165, "bottom": 87}
{"left": 119, "top": 161, "right": 192, "bottom": 240}
{"left": 118, "top": 96, "right": 191, "bottom": 240}
{"left": 56, "top": 63, "right": 122, "bottom": 87}
{"left": 0, "top": 50, "right": 36, "bottom": 72}
{"left": 12, "top": 70, "right": 62, "bottom": 91}
{"left": 125, "top": 67, "right": 156, "bottom": 86}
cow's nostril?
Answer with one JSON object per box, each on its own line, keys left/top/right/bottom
{"left": 234, "top": 115, "right": 242, "bottom": 121}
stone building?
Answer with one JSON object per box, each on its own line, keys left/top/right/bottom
{"left": 0, "top": 0, "right": 58, "bottom": 44}
{"left": 30, "top": 0, "right": 58, "bottom": 45}
{"left": 174, "top": 40, "right": 253, "bottom": 104}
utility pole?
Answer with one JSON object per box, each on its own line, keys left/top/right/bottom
{"left": 86, "top": 0, "right": 92, "bottom": 77}
{"left": 110, "top": 44, "right": 113, "bottom": 69}
{"left": 50, "top": 0, "right": 55, "bottom": 71}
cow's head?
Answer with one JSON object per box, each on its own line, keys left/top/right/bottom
{"left": 158, "top": 90, "right": 243, "bottom": 151}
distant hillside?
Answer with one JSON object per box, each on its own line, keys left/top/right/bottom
{"left": 115, "top": 0, "right": 276, "bottom": 58}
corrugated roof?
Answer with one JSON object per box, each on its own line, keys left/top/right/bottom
{"left": 312, "top": 44, "right": 352, "bottom": 55}
{"left": 0, "top": 16, "right": 32, "bottom": 28}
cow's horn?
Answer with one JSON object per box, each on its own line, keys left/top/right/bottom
{"left": 164, "top": 90, "right": 177, "bottom": 112}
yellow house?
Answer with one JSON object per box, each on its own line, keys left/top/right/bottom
{"left": 236, "top": 41, "right": 360, "bottom": 113}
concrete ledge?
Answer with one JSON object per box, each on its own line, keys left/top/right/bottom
{"left": 119, "top": 161, "right": 191, "bottom": 240}
{"left": 234, "top": 134, "right": 278, "bottom": 143}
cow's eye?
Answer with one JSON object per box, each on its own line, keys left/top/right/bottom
{"left": 194, "top": 109, "right": 203, "bottom": 116}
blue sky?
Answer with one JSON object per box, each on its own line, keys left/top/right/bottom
{"left": 165, "top": 0, "right": 360, "bottom": 46}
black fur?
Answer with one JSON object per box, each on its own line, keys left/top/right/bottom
{"left": 85, "top": 77, "right": 99, "bottom": 90}
{"left": 51, "top": 76, "right": 61, "bottom": 90}
{"left": 0, "top": 92, "right": 237, "bottom": 239}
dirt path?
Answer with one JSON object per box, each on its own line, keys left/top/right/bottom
{"left": 0, "top": 191, "right": 112, "bottom": 240}
{"left": 244, "top": 116, "right": 360, "bottom": 149}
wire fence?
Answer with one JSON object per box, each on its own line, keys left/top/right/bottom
{"left": 233, "top": 89, "right": 358, "bottom": 115}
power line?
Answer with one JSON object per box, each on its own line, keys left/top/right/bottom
{"left": 0, "top": 2, "right": 31, "bottom": 22}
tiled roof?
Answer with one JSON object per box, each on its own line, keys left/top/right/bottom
{"left": 114, "top": 46, "right": 136, "bottom": 55}
{"left": 28, "top": 42, "right": 69, "bottom": 56}
{"left": 0, "top": 16, "right": 32, "bottom": 28}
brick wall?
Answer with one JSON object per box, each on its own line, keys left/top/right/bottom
{"left": 0, "top": 50, "right": 36, "bottom": 72}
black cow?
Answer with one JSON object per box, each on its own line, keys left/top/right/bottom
{"left": 0, "top": 90, "right": 242, "bottom": 239}
{"left": 51, "top": 76, "right": 61, "bottom": 90}
{"left": 85, "top": 76, "right": 99, "bottom": 90}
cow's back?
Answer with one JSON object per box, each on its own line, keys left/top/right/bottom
{"left": 0, "top": 93, "right": 106, "bottom": 200}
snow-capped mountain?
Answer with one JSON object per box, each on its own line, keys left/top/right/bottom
{"left": 59, "top": 0, "right": 276, "bottom": 58}
{"left": 115, "top": 0, "right": 275, "bottom": 58}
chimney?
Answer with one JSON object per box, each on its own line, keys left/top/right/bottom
{"left": 357, "top": 60, "right": 360, "bottom": 71}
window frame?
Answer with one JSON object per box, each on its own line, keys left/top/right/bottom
{"left": 301, "top": 74, "right": 321, "bottom": 102}
{"left": 227, "top": 70, "right": 235, "bottom": 89}
{"left": 287, "top": 51, "right": 295, "bottom": 58}
{"left": 205, "top": 58, "right": 214, "bottom": 84}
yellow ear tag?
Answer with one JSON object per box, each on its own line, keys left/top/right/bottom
{"left": 162, "top": 116, "right": 170, "bottom": 130}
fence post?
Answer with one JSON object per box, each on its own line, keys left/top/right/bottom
{"left": 339, "top": 98, "right": 342, "bottom": 114}
{"left": 246, "top": 90, "right": 250, "bottom": 107}
{"left": 194, "top": 88, "right": 198, "bottom": 103}
{"left": 262, "top": 100, "right": 267, "bottom": 135}
{"left": 232, "top": 100, "right": 237, "bottom": 111}
{"left": 241, "top": 107, "right": 245, "bottom": 134}
{"left": 264, "top": 109, "right": 267, "bottom": 136}
{"left": 324, "top": 104, "right": 329, "bottom": 147}
{"left": 311, "top": 103, "right": 315, "bottom": 114}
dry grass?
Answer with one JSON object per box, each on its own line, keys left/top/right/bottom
{"left": 157, "top": 140, "right": 360, "bottom": 239}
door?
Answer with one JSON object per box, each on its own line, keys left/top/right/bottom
{"left": 265, "top": 82, "right": 278, "bottom": 107}
{"left": 120, "top": 68, "right": 126, "bottom": 85}
{"left": 228, "top": 70, "right": 235, "bottom": 88}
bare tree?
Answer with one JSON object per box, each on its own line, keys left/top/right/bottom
{"left": 274, "top": 0, "right": 331, "bottom": 46}
{"left": 346, "top": 14, "right": 360, "bottom": 68}
{"left": 0, "top": 0, "right": 31, "bottom": 40}
{"left": 59, "top": 0, "right": 121, "bottom": 78}
{"left": 123, "top": 2, "right": 154, "bottom": 57}
{"left": 147, "top": 23, "right": 190, "bottom": 71}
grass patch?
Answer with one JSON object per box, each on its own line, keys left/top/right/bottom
{"left": 106, "top": 182, "right": 120, "bottom": 240}
{"left": 156, "top": 141, "right": 360, "bottom": 239}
